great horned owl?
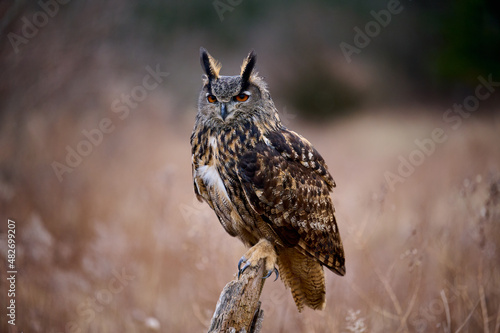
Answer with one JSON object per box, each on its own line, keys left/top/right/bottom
{"left": 191, "top": 48, "right": 345, "bottom": 311}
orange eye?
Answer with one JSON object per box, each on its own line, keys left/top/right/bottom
{"left": 235, "top": 93, "right": 249, "bottom": 102}
{"left": 207, "top": 95, "right": 217, "bottom": 103}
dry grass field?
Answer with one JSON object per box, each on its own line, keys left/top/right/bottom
{"left": 1, "top": 3, "right": 499, "bottom": 331}
{"left": 1, "top": 92, "right": 499, "bottom": 332}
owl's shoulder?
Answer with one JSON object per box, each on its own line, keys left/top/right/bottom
{"left": 257, "top": 126, "right": 336, "bottom": 189}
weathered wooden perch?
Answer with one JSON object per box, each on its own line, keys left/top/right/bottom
{"left": 208, "top": 259, "right": 267, "bottom": 333}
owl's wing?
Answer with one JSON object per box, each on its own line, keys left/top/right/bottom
{"left": 237, "top": 128, "right": 345, "bottom": 276}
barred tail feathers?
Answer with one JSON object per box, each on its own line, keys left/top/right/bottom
{"left": 277, "top": 247, "right": 326, "bottom": 311}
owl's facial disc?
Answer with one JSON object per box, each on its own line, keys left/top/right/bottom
{"left": 206, "top": 90, "right": 251, "bottom": 121}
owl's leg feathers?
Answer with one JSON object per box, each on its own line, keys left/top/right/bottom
{"left": 237, "top": 239, "right": 278, "bottom": 281}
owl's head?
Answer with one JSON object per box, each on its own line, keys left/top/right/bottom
{"left": 197, "top": 48, "right": 278, "bottom": 126}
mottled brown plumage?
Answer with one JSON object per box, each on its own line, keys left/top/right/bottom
{"left": 191, "top": 48, "right": 345, "bottom": 311}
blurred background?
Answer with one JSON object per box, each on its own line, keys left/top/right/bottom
{"left": 0, "top": 0, "right": 499, "bottom": 332}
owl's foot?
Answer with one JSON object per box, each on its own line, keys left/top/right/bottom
{"left": 237, "top": 239, "right": 279, "bottom": 281}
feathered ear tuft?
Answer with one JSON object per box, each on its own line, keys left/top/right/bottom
{"left": 240, "top": 50, "right": 257, "bottom": 85}
{"left": 200, "top": 47, "right": 221, "bottom": 81}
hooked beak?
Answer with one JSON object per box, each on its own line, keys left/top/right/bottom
{"left": 220, "top": 103, "right": 228, "bottom": 120}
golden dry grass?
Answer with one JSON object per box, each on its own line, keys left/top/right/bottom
{"left": 1, "top": 95, "right": 499, "bottom": 332}
{"left": 0, "top": 8, "right": 499, "bottom": 330}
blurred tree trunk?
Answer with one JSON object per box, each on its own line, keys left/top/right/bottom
{"left": 207, "top": 260, "right": 266, "bottom": 333}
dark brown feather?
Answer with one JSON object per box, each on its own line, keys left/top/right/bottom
{"left": 237, "top": 128, "right": 345, "bottom": 275}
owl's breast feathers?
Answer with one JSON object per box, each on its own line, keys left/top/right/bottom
{"left": 191, "top": 122, "right": 345, "bottom": 276}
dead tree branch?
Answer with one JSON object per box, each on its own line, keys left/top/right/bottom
{"left": 208, "top": 259, "right": 267, "bottom": 333}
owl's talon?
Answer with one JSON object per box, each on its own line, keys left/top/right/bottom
{"left": 242, "top": 262, "right": 251, "bottom": 272}
{"left": 263, "top": 267, "right": 279, "bottom": 281}
{"left": 237, "top": 257, "right": 246, "bottom": 272}
{"left": 238, "top": 257, "right": 252, "bottom": 279}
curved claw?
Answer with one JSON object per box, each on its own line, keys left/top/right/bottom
{"left": 262, "top": 267, "right": 279, "bottom": 281}
{"left": 237, "top": 257, "right": 246, "bottom": 272}
{"left": 238, "top": 261, "right": 250, "bottom": 279}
